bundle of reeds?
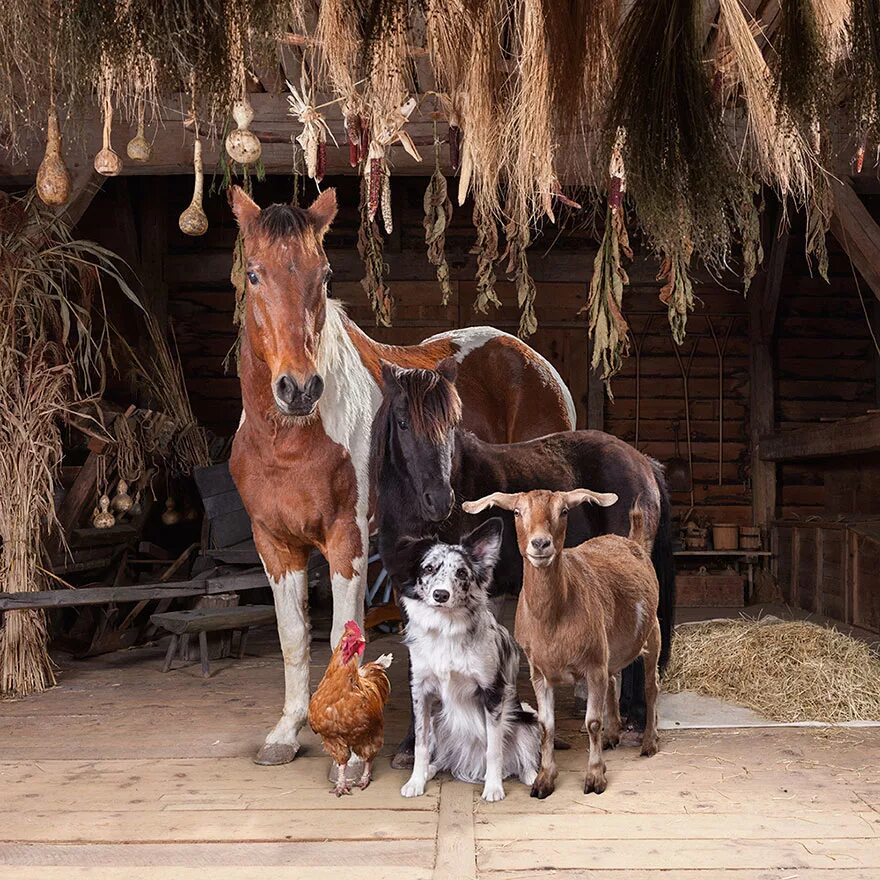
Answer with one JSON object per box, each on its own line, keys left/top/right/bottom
{"left": 0, "top": 193, "right": 137, "bottom": 697}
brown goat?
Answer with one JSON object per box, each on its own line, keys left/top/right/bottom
{"left": 462, "top": 488, "right": 661, "bottom": 799}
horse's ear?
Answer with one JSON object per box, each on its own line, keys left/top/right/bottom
{"left": 436, "top": 356, "right": 458, "bottom": 385}
{"left": 308, "top": 188, "right": 338, "bottom": 239}
{"left": 379, "top": 359, "right": 401, "bottom": 393}
{"left": 229, "top": 186, "right": 260, "bottom": 232}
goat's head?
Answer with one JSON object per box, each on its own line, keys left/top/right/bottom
{"left": 462, "top": 488, "right": 618, "bottom": 568}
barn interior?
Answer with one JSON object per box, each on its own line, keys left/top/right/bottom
{"left": 2, "top": 0, "right": 880, "bottom": 877}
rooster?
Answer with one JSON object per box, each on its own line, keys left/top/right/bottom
{"left": 308, "top": 620, "right": 392, "bottom": 796}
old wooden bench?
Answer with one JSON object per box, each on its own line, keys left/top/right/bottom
{"left": 150, "top": 604, "right": 276, "bottom": 677}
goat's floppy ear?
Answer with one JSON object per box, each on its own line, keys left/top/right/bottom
{"left": 563, "top": 489, "right": 619, "bottom": 509}
{"left": 462, "top": 492, "right": 519, "bottom": 514}
{"left": 461, "top": 517, "right": 503, "bottom": 573}
{"left": 436, "top": 356, "right": 458, "bottom": 386}
{"left": 379, "top": 359, "right": 402, "bottom": 393}
{"left": 229, "top": 185, "right": 260, "bottom": 232}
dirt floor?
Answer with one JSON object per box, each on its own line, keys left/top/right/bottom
{"left": 1, "top": 610, "right": 879, "bottom": 879}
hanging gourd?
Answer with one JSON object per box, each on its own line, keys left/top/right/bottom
{"left": 161, "top": 497, "right": 181, "bottom": 526}
{"left": 36, "top": 104, "right": 71, "bottom": 207}
{"left": 94, "top": 65, "right": 122, "bottom": 176}
{"left": 179, "top": 138, "right": 208, "bottom": 236}
{"left": 110, "top": 479, "right": 133, "bottom": 515}
{"left": 225, "top": 98, "right": 262, "bottom": 166}
{"left": 92, "top": 495, "right": 116, "bottom": 529}
{"left": 126, "top": 95, "right": 151, "bottom": 163}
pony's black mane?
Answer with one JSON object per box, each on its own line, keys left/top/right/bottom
{"left": 254, "top": 203, "right": 313, "bottom": 241}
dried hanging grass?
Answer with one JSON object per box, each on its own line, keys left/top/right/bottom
{"left": 358, "top": 176, "right": 393, "bottom": 326}
{"left": 850, "top": 0, "right": 880, "bottom": 129}
{"left": 314, "top": 0, "right": 364, "bottom": 111}
{"left": 805, "top": 173, "right": 833, "bottom": 282}
{"left": 502, "top": 218, "right": 538, "bottom": 338}
{"left": 665, "top": 618, "right": 880, "bottom": 723}
{"left": 658, "top": 235, "right": 695, "bottom": 346}
{"left": 732, "top": 178, "right": 764, "bottom": 293}
{"left": 471, "top": 201, "right": 501, "bottom": 314}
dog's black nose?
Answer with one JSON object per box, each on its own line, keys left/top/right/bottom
{"left": 432, "top": 589, "right": 450, "bottom": 604}
{"left": 530, "top": 536, "right": 552, "bottom": 552}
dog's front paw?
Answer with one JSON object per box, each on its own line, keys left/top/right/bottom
{"left": 400, "top": 776, "right": 426, "bottom": 798}
{"left": 481, "top": 781, "right": 506, "bottom": 802}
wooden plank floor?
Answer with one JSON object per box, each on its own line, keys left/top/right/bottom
{"left": 1, "top": 620, "right": 878, "bottom": 879}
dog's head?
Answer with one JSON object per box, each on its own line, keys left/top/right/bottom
{"left": 393, "top": 517, "right": 503, "bottom": 612}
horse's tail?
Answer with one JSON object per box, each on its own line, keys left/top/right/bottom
{"left": 650, "top": 461, "right": 676, "bottom": 673}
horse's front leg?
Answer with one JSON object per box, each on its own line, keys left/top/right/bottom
{"left": 326, "top": 516, "right": 368, "bottom": 647}
{"left": 254, "top": 532, "right": 311, "bottom": 765}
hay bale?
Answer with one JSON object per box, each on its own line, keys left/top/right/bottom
{"left": 665, "top": 617, "right": 880, "bottom": 723}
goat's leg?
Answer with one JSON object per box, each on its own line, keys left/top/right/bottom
{"left": 583, "top": 666, "right": 609, "bottom": 794}
{"left": 529, "top": 671, "right": 558, "bottom": 799}
{"left": 640, "top": 620, "right": 662, "bottom": 758}
{"left": 401, "top": 690, "right": 435, "bottom": 798}
{"left": 603, "top": 675, "right": 622, "bottom": 750}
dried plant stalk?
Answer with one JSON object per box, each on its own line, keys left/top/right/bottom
{"left": 657, "top": 236, "right": 695, "bottom": 345}
{"left": 424, "top": 145, "right": 454, "bottom": 306}
{"left": 502, "top": 218, "right": 538, "bottom": 339}
{"left": 358, "top": 176, "right": 393, "bottom": 326}
{"left": 471, "top": 202, "right": 500, "bottom": 314}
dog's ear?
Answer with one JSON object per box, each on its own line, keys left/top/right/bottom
{"left": 461, "top": 517, "right": 503, "bottom": 577}
{"left": 390, "top": 535, "right": 436, "bottom": 583}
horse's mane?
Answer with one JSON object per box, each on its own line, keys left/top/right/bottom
{"left": 370, "top": 366, "right": 462, "bottom": 489}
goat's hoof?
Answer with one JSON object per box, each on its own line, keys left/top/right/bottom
{"left": 640, "top": 738, "right": 659, "bottom": 758}
{"left": 584, "top": 773, "right": 607, "bottom": 795}
{"left": 530, "top": 776, "right": 555, "bottom": 799}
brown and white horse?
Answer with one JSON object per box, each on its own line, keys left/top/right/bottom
{"left": 228, "top": 186, "right": 575, "bottom": 765}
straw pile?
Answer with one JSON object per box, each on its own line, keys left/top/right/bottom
{"left": 665, "top": 617, "right": 880, "bottom": 723}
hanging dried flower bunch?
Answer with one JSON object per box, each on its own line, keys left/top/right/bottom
{"left": 358, "top": 176, "right": 393, "bottom": 326}
{"left": 658, "top": 233, "right": 696, "bottom": 347}
{"left": 502, "top": 216, "right": 538, "bottom": 339}
{"left": 471, "top": 203, "right": 501, "bottom": 314}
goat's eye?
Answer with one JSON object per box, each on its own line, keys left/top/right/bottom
{"left": 513, "top": 509, "right": 521, "bottom": 518}
{"left": 247, "top": 270, "right": 259, "bottom": 285}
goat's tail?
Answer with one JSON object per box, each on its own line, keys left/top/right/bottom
{"left": 650, "top": 461, "right": 676, "bottom": 673}
{"left": 628, "top": 499, "right": 647, "bottom": 548}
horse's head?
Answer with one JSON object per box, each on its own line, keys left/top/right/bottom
{"left": 230, "top": 186, "right": 338, "bottom": 419}
{"left": 375, "top": 358, "right": 462, "bottom": 523}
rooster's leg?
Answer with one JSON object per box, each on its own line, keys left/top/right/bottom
{"left": 355, "top": 759, "right": 373, "bottom": 790}
{"left": 331, "top": 762, "right": 351, "bottom": 797}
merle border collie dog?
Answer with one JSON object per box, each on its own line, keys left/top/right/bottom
{"left": 393, "top": 518, "right": 539, "bottom": 802}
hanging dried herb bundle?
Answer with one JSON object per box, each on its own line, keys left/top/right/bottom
{"left": 358, "top": 176, "right": 393, "bottom": 326}
{"left": 611, "top": 0, "right": 732, "bottom": 264}
{"left": 471, "top": 202, "right": 501, "bottom": 314}
{"left": 850, "top": 0, "right": 880, "bottom": 129}
{"left": 732, "top": 178, "right": 764, "bottom": 293}
{"left": 424, "top": 132, "right": 454, "bottom": 305}
{"left": 502, "top": 217, "right": 538, "bottom": 338}
{"left": 658, "top": 236, "right": 695, "bottom": 346}
{"left": 805, "top": 175, "right": 833, "bottom": 282}
{"left": 585, "top": 129, "right": 632, "bottom": 390}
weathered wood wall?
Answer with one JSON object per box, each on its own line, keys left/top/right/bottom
{"left": 72, "top": 175, "right": 878, "bottom": 532}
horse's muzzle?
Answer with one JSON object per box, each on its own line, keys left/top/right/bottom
{"left": 274, "top": 373, "right": 324, "bottom": 416}
{"left": 421, "top": 487, "right": 454, "bottom": 523}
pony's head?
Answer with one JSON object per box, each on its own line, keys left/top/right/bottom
{"left": 373, "top": 358, "right": 462, "bottom": 523}
{"left": 230, "top": 186, "right": 338, "bottom": 419}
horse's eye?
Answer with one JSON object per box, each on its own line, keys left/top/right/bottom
{"left": 247, "top": 271, "right": 259, "bottom": 285}
{"left": 397, "top": 418, "right": 409, "bottom": 431}
{"left": 561, "top": 507, "right": 569, "bottom": 516}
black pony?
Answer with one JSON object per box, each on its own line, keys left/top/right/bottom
{"left": 372, "top": 359, "right": 675, "bottom": 764}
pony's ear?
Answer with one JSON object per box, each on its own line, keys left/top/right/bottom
{"left": 229, "top": 186, "right": 260, "bottom": 231}
{"left": 462, "top": 492, "right": 519, "bottom": 514}
{"left": 562, "top": 489, "right": 618, "bottom": 509}
{"left": 461, "top": 517, "right": 503, "bottom": 573}
{"left": 379, "top": 359, "right": 402, "bottom": 393}
{"left": 308, "top": 188, "right": 338, "bottom": 239}
{"left": 436, "top": 356, "right": 458, "bottom": 385}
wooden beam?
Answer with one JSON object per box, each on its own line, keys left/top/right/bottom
{"left": 830, "top": 177, "right": 880, "bottom": 301}
{"left": 57, "top": 166, "right": 103, "bottom": 228}
{"left": 759, "top": 411, "right": 880, "bottom": 461}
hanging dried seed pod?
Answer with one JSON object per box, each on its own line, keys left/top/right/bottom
{"left": 345, "top": 114, "right": 362, "bottom": 167}
{"left": 225, "top": 98, "right": 262, "bottom": 166}
{"left": 36, "top": 104, "right": 71, "bottom": 207}
{"left": 316, "top": 137, "right": 327, "bottom": 183}
{"left": 179, "top": 139, "right": 208, "bottom": 236}
{"left": 368, "top": 156, "right": 382, "bottom": 221}
{"left": 381, "top": 166, "right": 393, "bottom": 235}
{"left": 126, "top": 98, "right": 151, "bottom": 163}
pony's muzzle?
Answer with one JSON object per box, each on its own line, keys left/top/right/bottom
{"left": 421, "top": 487, "right": 454, "bottom": 523}
{"left": 274, "top": 373, "right": 324, "bottom": 415}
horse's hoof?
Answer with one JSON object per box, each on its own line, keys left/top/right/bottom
{"left": 254, "top": 742, "right": 298, "bottom": 765}
{"left": 391, "top": 749, "right": 415, "bottom": 770}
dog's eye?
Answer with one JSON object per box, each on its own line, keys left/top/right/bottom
{"left": 455, "top": 567, "right": 467, "bottom": 579}
{"left": 421, "top": 563, "right": 434, "bottom": 575}
{"left": 247, "top": 270, "right": 259, "bottom": 285}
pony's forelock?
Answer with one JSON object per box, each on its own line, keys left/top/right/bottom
{"left": 393, "top": 367, "right": 462, "bottom": 442}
